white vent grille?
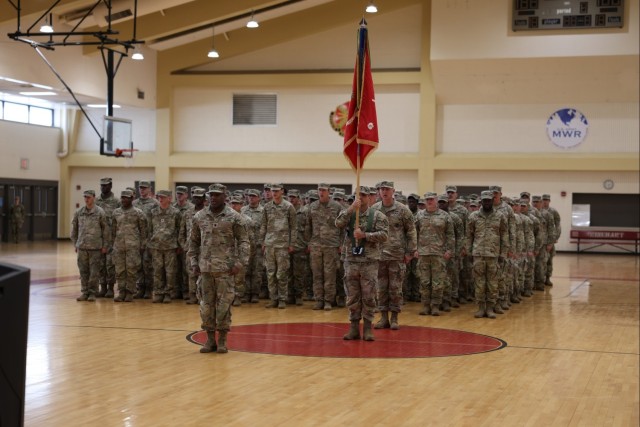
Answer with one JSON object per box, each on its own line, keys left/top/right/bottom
{"left": 233, "top": 94, "right": 277, "bottom": 125}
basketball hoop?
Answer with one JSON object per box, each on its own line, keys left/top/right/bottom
{"left": 114, "top": 148, "right": 138, "bottom": 168}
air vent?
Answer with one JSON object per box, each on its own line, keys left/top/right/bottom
{"left": 107, "top": 9, "right": 133, "bottom": 22}
{"left": 233, "top": 94, "right": 277, "bottom": 125}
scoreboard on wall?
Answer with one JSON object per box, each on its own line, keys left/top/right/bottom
{"left": 513, "top": 0, "right": 624, "bottom": 31}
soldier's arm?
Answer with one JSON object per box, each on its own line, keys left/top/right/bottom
{"left": 70, "top": 212, "right": 79, "bottom": 246}
{"left": 404, "top": 209, "right": 418, "bottom": 256}
{"left": 365, "top": 212, "right": 388, "bottom": 243}
{"left": 187, "top": 219, "right": 201, "bottom": 272}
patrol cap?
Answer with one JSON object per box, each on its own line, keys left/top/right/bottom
{"left": 519, "top": 199, "right": 528, "bottom": 207}
{"left": 138, "top": 180, "right": 151, "bottom": 188}
{"left": 532, "top": 195, "right": 542, "bottom": 202}
{"left": 157, "top": 190, "right": 172, "bottom": 198}
{"left": 207, "top": 183, "right": 226, "bottom": 194}
{"left": 357, "top": 186, "right": 370, "bottom": 194}
{"left": 457, "top": 196, "right": 466, "bottom": 203}
{"left": 230, "top": 195, "right": 244, "bottom": 204}
{"left": 308, "top": 189, "right": 319, "bottom": 200}
{"left": 445, "top": 185, "right": 457, "bottom": 193}
{"left": 379, "top": 181, "right": 394, "bottom": 189}
{"left": 332, "top": 192, "right": 345, "bottom": 201}
{"left": 175, "top": 186, "right": 188, "bottom": 194}
{"left": 408, "top": 193, "right": 420, "bottom": 201}
{"left": 288, "top": 189, "right": 300, "bottom": 198}
{"left": 270, "top": 183, "right": 283, "bottom": 191}
{"left": 120, "top": 190, "right": 134, "bottom": 198}
{"left": 318, "top": 183, "right": 330, "bottom": 190}
{"left": 418, "top": 198, "right": 426, "bottom": 205}
{"left": 347, "top": 194, "right": 355, "bottom": 202}
{"left": 233, "top": 189, "right": 244, "bottom": 196}
{"left": 469, "top": 200, "right": 479, "bottom": 207}
{"left": 374, "top": 182, "right": 382, "bottom": 190}
{"left": 126, "top": 187, "right": 136, "bottom": 194}
{"left": 247, "top": 189, "right": 260, "bottom": 197}
{"left": 480, "top": 190, "right": 493, "bottom": 200}
{"left": 191, "top": 188, "right": 206, "bottom": 197}
{"left": 469, "top": 193, "right": 479, "bottom": 200}
{"left": 542, "top": 194, "right": 551, "bottom": 200}
{"left": 424, "top": 192, "right": 437, "bottom": 199}
{"left": 83, "top": 189, "right": 96, "bottom": 197}
{"left": 396, "top": 194, "right": 407, "bottom": 204}
{"left": 490, "top": 185, "right": 502, "bottom": 193}
{"left": 520, "top": 191, "right": 531, "bottom": 198}
{"left": 100, "top": 177, "right": 112, "bottom": 185}
{"left": 437, "top": 194, "right": 448, "bottom": 202}
{"left": 263, "top": 183, "right": 272, "bottom": 190}
{"left": 369, "top": 187, "right": 377, "bottom": 195}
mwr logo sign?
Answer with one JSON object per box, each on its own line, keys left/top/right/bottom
{"left": 546, "top": 108, "right": 589, "bottom": 149}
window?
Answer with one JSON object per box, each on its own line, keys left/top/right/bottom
{"left": 29, "top": 106, "right": 53, "bottom": 126}
{"left": 233, "top": 94, "right": 277, "bottom": 125}
{"left": 0, "top": 100, "right": 54, "bottom": 126}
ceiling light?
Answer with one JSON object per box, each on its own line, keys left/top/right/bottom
{"left": 131, "top": 45, "right": 144, "bottom": 60}
{"left": 365, "top": 1, "right": 378, "bottom": 13}
{"left": 246, "top": 10, "right": 259, "bottom": 28}
{"left": 207, "top": 27, "right": 220, "bottom": 58}
{"left": 40, "top": 14, "right": 54, "bottom": 33}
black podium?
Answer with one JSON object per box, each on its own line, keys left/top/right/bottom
{"left": 0, "top": 262, "right": 30, "bottom": 427}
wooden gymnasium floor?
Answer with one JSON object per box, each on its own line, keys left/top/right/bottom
{"left": 1, "top": 240, "right": 638, "bottom": 427}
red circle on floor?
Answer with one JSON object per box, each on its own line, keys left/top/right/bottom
{"left": 187, "top": 322, "right": 506, "bottom": 358}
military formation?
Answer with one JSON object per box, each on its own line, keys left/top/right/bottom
{"left": 71, "top": 179, "right": 560, "bottom": 350}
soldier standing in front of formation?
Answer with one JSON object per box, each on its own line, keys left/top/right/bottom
{"left": 370, "top": 181, "right": 416, "bottom": 330}
{"left": 241, "top": 189, "right": 265, "bottom": 303}
{"left": 542, "top": 194, "right": 561, "bottom": 286}
{"left": 9, "top": 196, "right": 26, "bottom": 243}
{"left": 173, "top": 186, "right": 194, "bottom": 300}
{"left": 133, "top": 181, "right": 159, "bottom": 298}
{"left": 178, "top": 187, "right": 206, "bottom": 304}
{"left": 71, "top": 190, "right": 109, "bottom": 302}
{"left": 305, "top": 183, "right": 343, "bottom": 311}
{"left": 147, "top": 190, "right": 182, "bottom": 303}
{"left": 111, "top": 190, "right": 147, "bottom": 302}
{"left": 188, "top": 183, "right": 250, "bottom": 354}
{"left": 466, "top": 191, "right": 509, "bottom": 319}
{"left": 260, "top": 183, "right": 297, "bottom": 309}
{"left": 96, "top": 177, "right": 121, "bottom": 298}
{"left": 414, "top": 192, "right": 454, "bottom": 317}
{"left": 335, "top": 186, "right": 388, "bottom": 342}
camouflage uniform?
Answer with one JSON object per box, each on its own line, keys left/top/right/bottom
{"left": 520, "top": 203, "right": 536, "bottom": 297}
{"left": 415, "top": 196, "right": 454, "bottom": 315}
{"left": 147, "top": 192, "right": 182, "bottom": 302}
{"left": 404, "top": 194, "right": 422, "bottom": 302}
{"left": 9, "top": 199, "right": 26, "bottom": 243}
{"left": 290, "top": 196, "right": 310, "bottom": 305}
{"left": 260, "top": 190, "right": 297, "bottom": 304}
{"left": 71, "top": 191, "right": 109, "bottom": 300}
{"left": 133, "top": 189, "right": 159, "bottom": 298}
{"left": 370, "top": 195, "right": 417, "bottom": 316}
{"left": 96, "top": 182, "right": 121, "bottom": 297}
{"left": 241, "top": 195, "right": 265, "bottom": 301}
{"left": 111, "top": 191, "right": 147, "bottom": 300}
{"left": 188, "top": 197, "right": 250, "bottom": 337}
{"left": 178, "top": 188, "right": 206, "bottom": 304}
{"left": 335, "top": 201, "right": 388, "bottom": 326}
{"left": 491, "top": 187, "right": 516, "bottom": 310}
{"left": 466, "top": 193, "right": 509, "bottom": 316}
{"left": 523, "top": 204, "right": 541, "bottom": 295}
{"left": 305, "top": 192, "right": 343, "bottom": 309}
{"left": 511, "top": 203, "right": 525, "bottom": 301}
{"left": 447, "top": 189, "right": 470, "bottom": 303}
{"left": 173, "top": 187, "right": 194, "bottom": 299}
{"left": 543, "top": 195, "right": 561, "bottom": 285}
{"left": 531, "top": 196, "right": 556, "bottom": 289}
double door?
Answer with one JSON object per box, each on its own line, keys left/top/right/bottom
{"left": 0, "top": 180, "right": 58, "bottom": 242}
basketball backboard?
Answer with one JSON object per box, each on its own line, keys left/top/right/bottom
{"left": 100, "top": 116, "right": 133, "bottom": 157}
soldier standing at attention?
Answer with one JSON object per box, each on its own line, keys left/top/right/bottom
{"left": 133, "top": 180, "right": 159, "bottom": 298}
{"left": 241, "top": 189, "right": 265, "bottom": 303}
{"left": 147, "top": 190, "right": 182, "bottom": 303}
{"left": 336, "top": 186, "right": 388, "bottom": 342}
{"left": 305, "top": 183, "right": 343, "bottom": 311}
{"left": 179, "top": 187, "right": 206, "bottom": 304}
{"left": 490, "top": 185, "right": 516, "bottom": 313}
{"left": 542, "top": 194, "right": 561, "bottom": 286}
{"left": 370, "top": 181, "right": 416, "bottom": 330}
{"left": 96, "top": 177, "right": 121, "bottom": 298}
{"left": 9, "top": 196, "right": 26, "bottom": 243}
{"left": 288, "top": 189, "right": 308, "bottom": 306}
{"left": 437, "top": 194, "right": 464, "bottom": 312}
{"left": 531, "top": 195, "right": 556, "bottom": 290}
{"left": 71, "top": 190, "right": 109, "bottom": 301}
{"left": 446, "top": 185, "right": 470, "bottom": 304}
{"left": 414, "top": 192, "right": 454, "bottom": 317}
{"left": 229, "top": 195, "right": 254, "bottom": 306}
{"left": 188, "top": 183, "right": 250, "bottom": 354}
{"left": 173, "top": 186, "right": 194, "bottom": 300}
{"left": 466, "top": 191, "right": 508, "bottom": 319}
{"left": 111, "top": 190, "right": 147, "bottom": 302}
{"left": 260, "top": 183, "right": 297, "bottom": 309}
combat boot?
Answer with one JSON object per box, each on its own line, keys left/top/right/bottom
{"left": 450, "top": 299, "right": 460, "bottom": 308}
{"left": 143, "top": 289, "right": 152, "bottom": 299}
{"left": 265, "top": 300, "right": 278, "bottom": 308}
{"left": 295, "top": 296, "right": 303, "bottom": 306}
{"left": 362, "top": 319, "right": 375, "bottom": 341}
{"left": 105, "top": 284, "right": 114, "bottom": 299}
{"left": 152, "top": 294, "right": 163, "bottom": 303}
{"left": 441, "top": 301, "right": 451, "bottom": 312}
{"left": 124, "top": 292, "right": 134, "bottom": 302}
{"left": 163, "top": 294, "right": 171, "bottom": 303}
{"left": 76, "top": 293, "right": 88, "bottom": 301}
{"left": 374, "top": 311, "right": 390, "bottom": 329}
{"left": 493, "top": 303, "right": 504, "bottom": 314}
{"left": 217, "top": 331, "right": 228, "bottom": 354}
{"left": 250, "top": 294, "right": 259, "bottom": 303}
{"left": 343, "top": 320, "right": 361, "bottom": 340}
{"left": 474, "top": 302, "right": 486, "bottom": 318}
{"left": 323, "top": 301, "right": 332, "bottom": 311}
{"left": 500, "top": 299, "right": 510, "bottom": 310}
{"left": 430, "top": 304, "right": 440, "bottom": 316}
{"left": 390, "top": 312, "right": 399, "bottom": 330}
{"left": 278, "top": 300, "right": 286, "bottom": 309}
{"left": 186, "top": 292, "right": 198, "bottom": 304}
{"left": 200, "top": 331, "right": 217, "bottom": 353}
{"left": 545, "top": 278, "right": 553, "bottom": 286}
{"left": 336, "top": 296, "right": 346, "bottom": 308}
{"left": 312, "top": 300, "right": 324, "bottom": 310}
{"left": 114, "top": 292, "right": 125, "bottom": 302}
{"left": 87, "top": 293, "right": 96, "bottom": 302}
{"left": 97, "top": 284, "right": 107, "bottom": 298}
{"left": 485, "top": 303, "right": 497, "bottom": 319}
{"left": 510, "top": 294, "right": 521, "bottom": 304}
{"left": 418, "top": 301, "right": 431, "bottom": 316}
{"left": 232, "top": 296, "right": 242, "bottom": 307}
{"left": 134, "top": 289, "right": 144, "bottom": 299}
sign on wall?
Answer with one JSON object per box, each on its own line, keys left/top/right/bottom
{"left": 546, "top": 108, "right": 589, "bottom": 149}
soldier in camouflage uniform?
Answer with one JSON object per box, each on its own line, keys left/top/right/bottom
{"left": 531, "top": 195, "right": 556, "bottom": 290}
{"left": 241, "top": 189, "right": 265, "bottom": 303}
{"left": 133, "top": 181, "right": 159, "bottom": 298}
{"left": 111, "top": 190, "right": 147, "bottom": 302}
{"left": 445, "top": 185, "right": 470, "bottom": 304}
{"left": 9, "top": 196, "right": 26, "bottom": 243}
{"left": 260, "top": 183, "right": 297, "bottom": 309}
{"left": 510, "top": 199, "right": 527, "bottom": 303}
{"left": 147, "top": 190, "right": 182, "bottom": 303}
{"left": 520, "top": 198, "right": 539, "bottom": 297}
{"left": 96, "top": 177, "right": 121, "bottom": 298}
{"left": 542, "top": 194, "right": 561, "bottom": 286}
{"left": 173, "top": 186, "right": 194, "bottom": 299}
{"left": 489, "top": 185, "right": 516, "bottom": 313}
{"left": 287, "top": 189, "right": 308, "bottom": 306}
{"left": 466, "top": 191, "right": 509, "bottom": 319}
{"left": 414, "top": 192, "right": 454, "bottom": 316}
{"left": 336, "top": 187, "right": 388, "bottom": 341}
{"left": 404, "top": 193, "right": 421, "bottom": 303}
{"left": 71, "top": 190, "right": 109, "bottom": 302}
{"left": 179, "top": 187, "right": 206, "bottom": 304}
{"left": 518, "top": 199, "right": 536, "bottom": 298}
{"left": 188, "top": 183, "right": 250, "bottom": 354}
{"left": 331, "top": 191, "right": 348, "bottom": 308}
{"left": 437, "top": 194, "right": 464, "bottom": 312}
{"left": 230, "top": 195, "right": 254, "bottom": 306}
{"left": 305, "top": 183, "right": 343, "bottom": 311}
{"left": 370, "top": 181, "right": 416, "bottom": 330}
